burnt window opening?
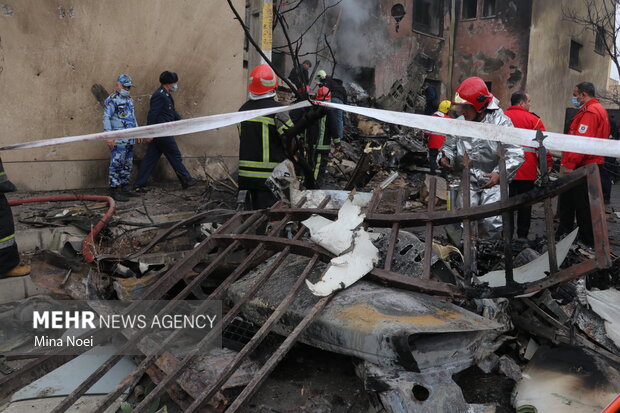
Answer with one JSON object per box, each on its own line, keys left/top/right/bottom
{"left": 484, "top": 81, "right": 492, "bottom": 93}
{"left": 391, "top": 3, "right": 406, "bottom": 32}
{"left": 570, "top": 40, "right": 582, "bottom": 71}
{"left": 482, "top": 0, "right": 496, "bottom": 17}
{"left": 595, "top": 26, "right": 605, "bottom": 55}
{"left": 462, "top": 0, "right": 477, "bottom": 19}
{"left": 347, "top": 66, "right": 375, "bottom": 97}
{"left": 413, "top": 0, "right": 444, "bottom": 37}
{"left": 271, "top": 51, "right": 286, "bottom": 80}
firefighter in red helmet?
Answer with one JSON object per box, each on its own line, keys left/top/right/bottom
{"left": 304, "top": 86, "right": 339, "bottom": 188}
{"left": 237, "top": 64, "right": 294, "bottom": 209}
{"left": 439, "top": 77, "right": 524, "bottom": 238}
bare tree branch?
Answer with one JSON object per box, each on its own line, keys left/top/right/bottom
{"left": 324, "top": 34, "right": 337, "bottom": 76}
{"left": 562, "top": 0, "right": 620, "bottom": 77}
{"left": 285, "top": 0, "right": 343, "bottom": 51}
{"left": 274, "top": 6, "right": 306, "bottom": 92}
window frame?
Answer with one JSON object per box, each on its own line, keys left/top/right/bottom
{"left": 412, "top": 0, "right": 445, "bottom": 38}
{"left": 569, "top": 40, "right": 583, "bottom": 72}
{"left": 461, "top": 0, "right": 478, "bottom": 20}
{"left": 594, "top": 26, "right": 606, "bottom": 56}
{"left": 481, "top": 0, "right": 496, "bottom": 18}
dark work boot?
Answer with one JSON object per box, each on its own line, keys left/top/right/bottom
{"left": 121, "top": 185, "right": 140, "bottom": 197}
{"left": 110, "top": 187, "right": 129, "bottom": 202}
{"left": 181, "top": 177, "right": 199, "bottom": 189}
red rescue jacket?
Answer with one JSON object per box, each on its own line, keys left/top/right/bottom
{"left": 504, "top": 106, "right": 552, "bottom": 181}
{"left": 426, "top": 112, "right": 446, "bottom": 149}
{"left": 562, "top": 98, "right": 610, "bottom": 170}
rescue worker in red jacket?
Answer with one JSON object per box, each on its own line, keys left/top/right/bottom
{"left": 557, "top": 82, "right": 610, "bottom": 247}
{"left": 504, "top": 91, "right": 552, "bottom": 240}
{"left": 425, "top": 100, "right": 451, "bottom": 175}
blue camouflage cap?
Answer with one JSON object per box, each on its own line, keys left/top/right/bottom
{"left": 117, "top": 74, "right": 134, "bottom": 87}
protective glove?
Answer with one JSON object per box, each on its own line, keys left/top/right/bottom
{"left": 304, "top": 105, "right": 327, "bottom": 123}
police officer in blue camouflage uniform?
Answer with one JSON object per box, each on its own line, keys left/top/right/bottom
{"left": 103, "top": 74, "right": 140, "bottom": 202}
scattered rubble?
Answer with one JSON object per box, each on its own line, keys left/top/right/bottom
{"left": 1, "top": 116, "right": 620, "bottom": 413}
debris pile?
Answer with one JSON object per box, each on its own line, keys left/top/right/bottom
{"left": 1, "top": 151, "right": 619, "bottom": 412}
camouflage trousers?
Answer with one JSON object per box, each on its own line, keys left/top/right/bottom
{"left": 108, "top": 145, "right": 134, "bottom": 188}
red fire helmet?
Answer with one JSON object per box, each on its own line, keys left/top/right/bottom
{"left": 453, "top": 77, "right": 493, "bottom": 112}
{"left": 248, "top": 64, "right": 278, "bottom": 95}
{"left": 316, "top": 86, "right": 331, "bottom": 101}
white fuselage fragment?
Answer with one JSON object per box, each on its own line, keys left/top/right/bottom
{"left": 476, "top": 228, "right": 578, "bottom": 296}
{"left": 302, "top": 200, "right": 364, "bottom": 255}
{"left": 302, "top": 198, "right": 379, "bottom": 297}
{"left": 305, "top": 229, "right": 379, "bottom": 297}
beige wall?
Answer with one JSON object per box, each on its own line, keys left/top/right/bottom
{"left": 0, "top": 0, "right": 245, "bottom": 191}
{"left": 527, "top": 0, "right": 612, "bottom": 133}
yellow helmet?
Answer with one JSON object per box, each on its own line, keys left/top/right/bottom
{"left": 438, "top": 100, "right": 452, "bottom": 114}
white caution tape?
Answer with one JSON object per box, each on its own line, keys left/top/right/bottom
{"left": 2, "top": 99, "right": 620, "bottom": 159}
{"left": 0, "top": 101, "right": 312, "bottom": 151}
{"left": 322, "top": 101, "right": 620, "bottom": 158}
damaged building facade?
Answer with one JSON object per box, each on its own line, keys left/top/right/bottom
{"left": 1, "top": 1, "right": 620, "bottom": 412}
{"left": 275, "top": 0, "right": 612, "bottom": 132}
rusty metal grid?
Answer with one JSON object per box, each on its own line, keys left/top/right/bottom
{"left": 0, "top": 161, "right": 611, "bottom": 412}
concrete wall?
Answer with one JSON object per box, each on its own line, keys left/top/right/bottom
{"left": 0, "top": 0, "right": 245, "bottom": 191}
{"left": 527, "top": 0, "right": 612, "bottom": 132}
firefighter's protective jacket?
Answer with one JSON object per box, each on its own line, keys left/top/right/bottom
{"left": 237, "top": 98, "right": 293, "bottom": 190}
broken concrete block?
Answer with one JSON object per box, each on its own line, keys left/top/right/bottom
{"left": 477, "top": 353, "right": 500, "bottom": 374}
{"left": 498, "top": 355, "right": 522, "bottom": 382}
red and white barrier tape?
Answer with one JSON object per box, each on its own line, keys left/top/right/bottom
{"left": 2, "top": 99, "right": 620, "bottom": 159}
{"left": 0, "top": 101, "right": 311, "bottom": 151}
{"left": 321, "top": 101, "right": 620, "bottom": 158}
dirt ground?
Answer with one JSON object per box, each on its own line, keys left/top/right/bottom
{"left": 8, "top": 182, "right": 234, "bottom": 231}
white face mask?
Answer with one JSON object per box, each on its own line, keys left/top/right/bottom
{"left": 120, "top": 89, "right": 130, "bottom": 97}
{"left": 572, "top": 96, "right": 581, "bottom": 108}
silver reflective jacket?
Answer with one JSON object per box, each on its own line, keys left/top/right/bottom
{"left": 442, "top": 107, "right": 524, "bottom": 189}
